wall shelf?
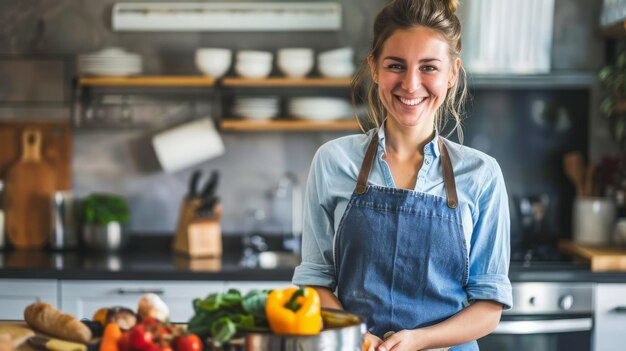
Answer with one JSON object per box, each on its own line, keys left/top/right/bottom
{"left": 601, "top": 20, "right": 626, "bottom": 38}
{"left": 221, "top": 119, "right": 359, "bottom": 131}
{"left": 78, "top": 76, "right": 216, "bottom": 87}
{"left": 468, "top": 72, "right": 598, "bottom": 89}
{"left": 221, "top": 77, "right": 351, "bottom": 87}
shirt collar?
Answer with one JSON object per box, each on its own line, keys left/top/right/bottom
{"left": 376, "top": 122, "right": 441, "bottom": 158}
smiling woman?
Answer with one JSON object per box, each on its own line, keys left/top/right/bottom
{"left": 292, "top": 0, "right": 512, "bottom": 350}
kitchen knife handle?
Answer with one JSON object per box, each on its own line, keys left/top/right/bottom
{"left": 115, "top": 288, "right": 164, "bottom": 295}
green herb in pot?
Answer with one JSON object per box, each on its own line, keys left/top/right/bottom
{"left": 82, "top": 193, "right": 130, "bottom": 225}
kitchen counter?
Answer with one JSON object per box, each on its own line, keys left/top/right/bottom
{"left": 1, "top": 235, "right": 626, "bottom": 283}
{"left": 0, "top": 235, "right": 294, "bottom": 281}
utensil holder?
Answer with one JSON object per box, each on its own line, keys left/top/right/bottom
{"left": 573, "top": 196, "right": 616, "bottom": 246}
{"left": 173, "top": 198, "right": 222, "bottom": 257}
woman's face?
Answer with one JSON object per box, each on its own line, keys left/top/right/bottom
{"left": 371, "top": 26, "right": 460, "bottom": 130}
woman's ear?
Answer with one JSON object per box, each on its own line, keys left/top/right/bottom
{"left": 368, "top": 55, "right": 378, "bottom": 84}
{"left": 448, "top": 57, "right": 462, "bottom": 88}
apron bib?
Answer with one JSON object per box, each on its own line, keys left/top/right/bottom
{"left": 334, "top": 132, "right": 476, "bottom": 350}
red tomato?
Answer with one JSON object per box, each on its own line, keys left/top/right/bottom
{"left": 173, "top": 334, "right": 202, "bottom": 351}
{"left": 130, "top": 324, "right": 154, "bottom": 350}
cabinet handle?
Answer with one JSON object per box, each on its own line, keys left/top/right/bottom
{"left": 116, "top": 288, "right": 164, "bottom": 295}
{"left": 611, "top": 306, "right": 626, "bottom": 313}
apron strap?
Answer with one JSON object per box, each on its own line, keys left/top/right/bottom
{"left": 355, "top": 131, "right": 459, "bottom": 209}
{"left": 355, "top": 132, "right": 379, "bottom": 195}
{"left": 438, "top": 138, "right": 458, "bottom": 209}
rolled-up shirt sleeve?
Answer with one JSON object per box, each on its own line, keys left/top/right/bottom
{"left": 292, "top": 147, "right": 337, "bottom": 289}
{"left": 466, "top": 158, "right": 513, "bottom": 310}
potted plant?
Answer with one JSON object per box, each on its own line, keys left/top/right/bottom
{"left": 599, "top": 49, "right": 626, "bottom": 148}
{"left": 81, "top": 193, "right": 130, "bottom": 251}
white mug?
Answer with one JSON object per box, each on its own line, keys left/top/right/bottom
{"left": 572, "top": 197, "right": 616, "bottom": 246}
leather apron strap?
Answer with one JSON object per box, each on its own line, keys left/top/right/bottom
{"left": 355, "top": 132, "right": 458, "bottom": 209}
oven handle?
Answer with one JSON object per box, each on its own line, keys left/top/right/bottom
{"left": 492, "top": 318, "right": 592, "bottom": 334}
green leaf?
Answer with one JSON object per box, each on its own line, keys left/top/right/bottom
{"left": 82, "top": 193, "right": 130, "bottom": 225}
{"left": 242, "top": 289, "right": 269, "bottom": 318}
{"left": 601, "top": 97, "right": 615, "bottom": 117}
{"left": 599, "top": 66, "right": 613, "bottom": 82}
{"left": 211, "top": 317, "right": 237, "bottom": 347}
{"left": 229, "top": 313, "right": 256, "bottom": 330}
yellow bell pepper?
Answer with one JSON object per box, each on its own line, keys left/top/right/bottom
{"left": 265, "top": 286, "right": 322, "bottom": 335}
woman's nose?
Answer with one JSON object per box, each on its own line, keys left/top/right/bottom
{"left": 401, "top": 71, "right": 420, "bottom": 93}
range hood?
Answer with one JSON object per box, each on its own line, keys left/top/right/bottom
{"left": 112, "top": 2, "right": 342, "bottom": 31}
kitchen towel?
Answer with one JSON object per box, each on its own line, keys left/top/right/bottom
{"left": 152, "top": 118, "right": 224, "bottom": 173}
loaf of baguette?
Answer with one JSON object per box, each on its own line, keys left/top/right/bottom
{"left": 24, "top": 302, "right": 92, "bottom": 343}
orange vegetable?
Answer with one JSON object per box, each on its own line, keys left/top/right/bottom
{"left": 100, "top": 323, "right": 122, "bottom": 351}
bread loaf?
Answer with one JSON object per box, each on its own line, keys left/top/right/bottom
{"left": 24, "top": 302, "right": 92, "bottom": 343}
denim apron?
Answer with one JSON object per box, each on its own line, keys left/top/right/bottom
{"left": 335, "top": 132, "right": 476, "bottom": 350}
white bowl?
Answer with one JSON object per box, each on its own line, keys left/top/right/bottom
{"left": 237, "top": 50, "right": 273, "bottom": 62}
{"left": 278, "top": 48, "right": 314, "bottom": 59}
{"left": 235, "top": 61, "right": 273, "bottom": 78}
{"left": 278, "top": 58, "right": 314, "bottom": 78}
{"left": 318, "top": 47, "right": 354, "bottom": 62}
{"left": 318, "top": 61, "right": 355, "bottom": 78}
{"left": 195, "top": 49, "right": 232, "bottom": 78}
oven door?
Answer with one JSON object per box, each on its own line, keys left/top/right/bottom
{"left": 477, "top": 315, "right": 593, "bottom": 351}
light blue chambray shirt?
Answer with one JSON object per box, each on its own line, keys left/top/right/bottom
{"left": 292, "top": 125, "right": 513, "bottom": 309}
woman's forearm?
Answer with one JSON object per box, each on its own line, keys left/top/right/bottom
{"left": 417, "top": 300, "right": 503, "bottom": 349}
{"left": 310, "top": 286, "right": 343, "bottom": 309}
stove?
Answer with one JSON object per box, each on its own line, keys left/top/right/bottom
{"left": 478, "top": 282, "right": 594, "bottom": 351}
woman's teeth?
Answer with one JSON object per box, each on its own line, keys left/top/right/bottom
{"left": 399, "top": 96, "right": 425, "bottom": 106}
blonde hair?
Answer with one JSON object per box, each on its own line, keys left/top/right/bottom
{"left": 351, "top": 0, "right": 468, "bottom": 143}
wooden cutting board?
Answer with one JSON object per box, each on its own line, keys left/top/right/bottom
{"left": 0, "top": 120, "right": 72, "bottom": 190}
{"left": 559, "top": 240, "right": 626, "bottom": 271}
{"left": 0, "top": 324, "right": 35, "bottom": 349}
{"left": 4, "top": 129, "right": 57, "bottom": 249}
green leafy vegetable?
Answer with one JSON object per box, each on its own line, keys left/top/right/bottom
{"left": 188, "top": 289, "right": 272, "bottom": 346}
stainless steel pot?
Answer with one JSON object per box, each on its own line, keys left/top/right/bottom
{"left": 206, "top": 309, "right": 365, "bottom": 351}
{"left": 82, "top": 221, "right": 129, "bottom": 251}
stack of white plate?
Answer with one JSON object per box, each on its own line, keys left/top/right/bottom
{"left": 288, "top": 97, "right": 352, "bottom": 121}
{"left": 233, "top": 96, "right": 280, "bottom": 120}
{"left": 78, "top": 47, "right": 142, "bottom": 76}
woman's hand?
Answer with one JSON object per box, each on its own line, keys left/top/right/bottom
{"left": 362, "top": 332, "right": 383, "bottom": 351}
{"left": 375, "top": 329, "right": 425, "bottom": 351}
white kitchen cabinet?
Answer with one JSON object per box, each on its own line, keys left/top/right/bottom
{"left": 594, "top": 283, "right": 626, "bottom": 351}
{"left": 0, "top": 279, "right": 58, "bottom": 320}
{"left": 60, "top": 280, "right": 226, "bottom": 323}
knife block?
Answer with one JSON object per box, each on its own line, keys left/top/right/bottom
{"left": 173, "top": 198, "right": 222, "bottom": 258}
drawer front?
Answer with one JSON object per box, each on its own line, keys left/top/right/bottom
{"left": 594, "top": 284, "right": 626, "bottom": 351}
{"left": 0, "top": 279, "right": 58, "bottom": 320}
{"left": 60, "top": 280, "right": 225, "bottom": 323}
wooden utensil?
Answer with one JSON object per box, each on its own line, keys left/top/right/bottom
{"left": 0, "top": 121, "right": 72, "bottom": 190}
{"left": 4, "top": 128, "right": 56, "bottom": 249}
{"left": 563, "top": 152, "right": 586, "bottom": 196}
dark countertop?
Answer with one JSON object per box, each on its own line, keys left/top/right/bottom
{"left": 1, "top": 235, "right": 626, "bottom": 283}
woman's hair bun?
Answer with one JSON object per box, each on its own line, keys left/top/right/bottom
{"left": 442, "top": 0, "right": 459, "bottom": 14}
